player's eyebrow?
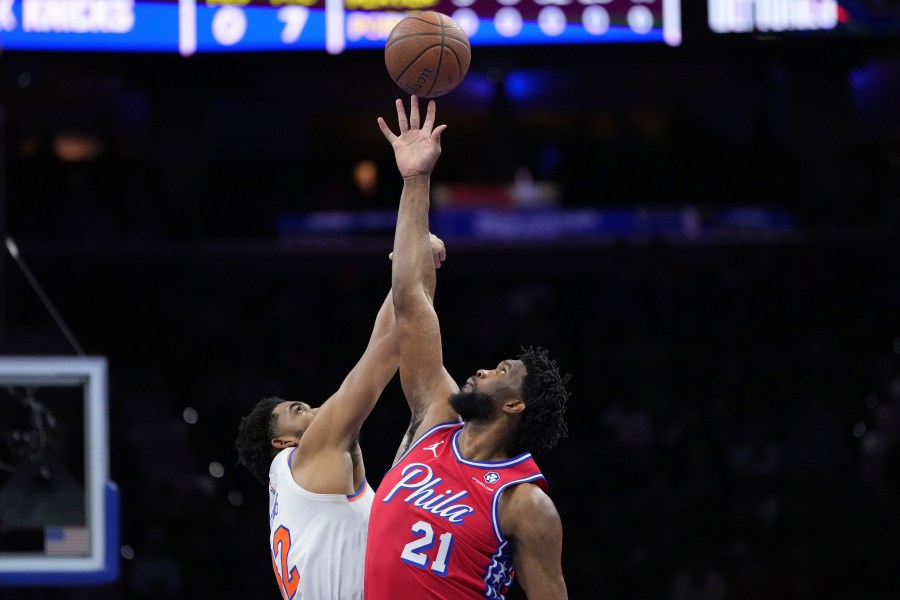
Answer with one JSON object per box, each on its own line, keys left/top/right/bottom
{"left": 503, "top": 360, "right": 515, "bottom": 372}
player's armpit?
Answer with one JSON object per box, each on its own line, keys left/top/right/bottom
{"left": 500, "top": 483, "right": 568, "bottom": 600}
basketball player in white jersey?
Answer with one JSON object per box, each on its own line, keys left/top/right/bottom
{"left": 236, "top": 233, "right": 447, "bottom": 600}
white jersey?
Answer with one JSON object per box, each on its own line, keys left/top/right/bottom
{"left": 268, "top": 447, "right": 374, "bottom": 600}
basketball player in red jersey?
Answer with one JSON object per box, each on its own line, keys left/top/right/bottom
{"left": 365, "top": 96, "right": 571, "bottom": 599}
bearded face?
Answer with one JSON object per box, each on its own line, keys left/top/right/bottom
{"left": 448, "top": 390, "right": 497, "bottom": 422}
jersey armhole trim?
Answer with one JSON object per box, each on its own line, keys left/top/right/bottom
{"left": 347, "top": 478, "right": 369, "bottom": 501}
{"left": 490, "top": 474, "right": 547, "bottom": 543}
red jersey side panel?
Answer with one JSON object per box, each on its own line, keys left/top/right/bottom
{"left": 365, "top": 423, "right": 547, "bottom": 600}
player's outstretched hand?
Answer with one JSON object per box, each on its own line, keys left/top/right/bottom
{"left": 390, "top": 232, "right": 446, "bottom": 269}
{"left": 378, "top": 95, "right": 447, "bottom": 179}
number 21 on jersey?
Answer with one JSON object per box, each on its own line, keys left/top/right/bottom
{"left": 272, "top": 525, "right": 300, "bottom": 599}
{"left": 401, "top": 520, "right": 455, "bottom": 576}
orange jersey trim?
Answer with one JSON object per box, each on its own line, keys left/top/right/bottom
{"left": 347, "top": 480, "right": 368, "bottom": 502}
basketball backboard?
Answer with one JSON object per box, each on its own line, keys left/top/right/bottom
{"left": 0, "top": 356, "right": 119, "bottom": 585}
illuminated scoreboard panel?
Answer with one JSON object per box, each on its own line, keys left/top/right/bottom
{"left": 0, "top": 0, "right": 682, "bottom": 55}
{"left": 707, "top": 0, "right": 838, "bottom": 34}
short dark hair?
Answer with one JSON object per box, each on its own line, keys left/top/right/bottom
{"left": 235, "top": 397, "right": 283, "bottom": 484}
{"left": 510, "top": 346, "right": 570, "bottom": 455}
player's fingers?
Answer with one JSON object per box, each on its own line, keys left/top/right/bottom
{"left": 410, "top": 95, "right": 420, "bottom": 129}
{"left": 377, "top": 117, "right": 397, "bottom": 142}
{"left": 423, "top": 100, "right": 437, "bottom": 131}
{"left": 432, "top": 123, "right": 448, "bottom": 143}
{"left": 430, "top": 234, "right": 446, "bottom": 268}
{"left": 395, "top": 98, "right": 409, "bottom": 133}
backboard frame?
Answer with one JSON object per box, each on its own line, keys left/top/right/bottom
{"left": 0, "top": 356, "right": 119, "bottom": 586}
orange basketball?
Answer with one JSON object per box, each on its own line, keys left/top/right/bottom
{"left": 385, "top": 11, "right": 471, "bottom": 99}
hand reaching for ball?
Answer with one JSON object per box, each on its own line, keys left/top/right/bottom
{"left": 378, "top": 95, "right": 447, "bottom": 180}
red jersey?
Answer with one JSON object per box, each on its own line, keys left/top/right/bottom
{"left": 365, "top": 422, "right": 547, "bottom": 600}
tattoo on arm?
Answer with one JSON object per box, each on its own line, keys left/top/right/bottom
{"left": 395, "top": 412, "right": 425, "bottom": 461}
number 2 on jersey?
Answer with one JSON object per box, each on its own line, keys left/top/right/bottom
{"left": 272, "top": 525, "right": 300, "bottom": 599}
{"left": 400, "top": 520, "right": 454, "bottom": 576}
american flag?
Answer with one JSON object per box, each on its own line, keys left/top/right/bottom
{"left": 45, "top": 527, "right": 90, "bottom": 556}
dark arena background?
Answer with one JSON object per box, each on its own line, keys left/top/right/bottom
{"left": 1, "top": 1, "right": 899, "bottom": 598}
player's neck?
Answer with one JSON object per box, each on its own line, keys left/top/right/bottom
{"left": 457, "top": 422, "right": 512, "bottom": 463}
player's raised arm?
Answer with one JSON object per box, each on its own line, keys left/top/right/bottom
{"left": 305, "top": 287, "right": 398, "bottom": 439}
{"left": 289, "top": 285, "right": 399, "bottom": 490}
{"left": 378, "top": 96, "right": 459, "bottom": 441}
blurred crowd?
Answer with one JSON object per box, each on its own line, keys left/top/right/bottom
{"left": 2, "top": 50, "right": 899, "bottom": 243}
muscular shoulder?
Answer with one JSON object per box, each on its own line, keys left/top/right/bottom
{"left": 499, "top": 482, "right": 562, "bottom": 542}
{"left": 292, "top": 440, "right": 359, "bottom": 495}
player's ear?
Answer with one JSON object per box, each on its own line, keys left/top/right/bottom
{"left": 503, "top": 399, "right": 525, "bottom": 414}
{"left": 272, "top": 436, "right": 299, "bottom": 449}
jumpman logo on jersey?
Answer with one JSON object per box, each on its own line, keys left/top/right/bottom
{"left": 423, "top": 441, "right": 444, "bottom": 457}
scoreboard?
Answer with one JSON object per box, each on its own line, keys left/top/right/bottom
{"left": 0, "top": 0, "right": 683, "bottom": 55}
{"left": 1, "top": 2, "right": 893, "bottom": 58}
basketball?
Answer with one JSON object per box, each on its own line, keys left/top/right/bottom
{"left": 385, "top": 11, "right": 471, "bottom": 99}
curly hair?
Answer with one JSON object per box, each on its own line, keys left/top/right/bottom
{"left": 235, "top": 397, "right": 283, "bottom": 484}
{"left": 510, "top": 346, "right": 571, "bottom": 455}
